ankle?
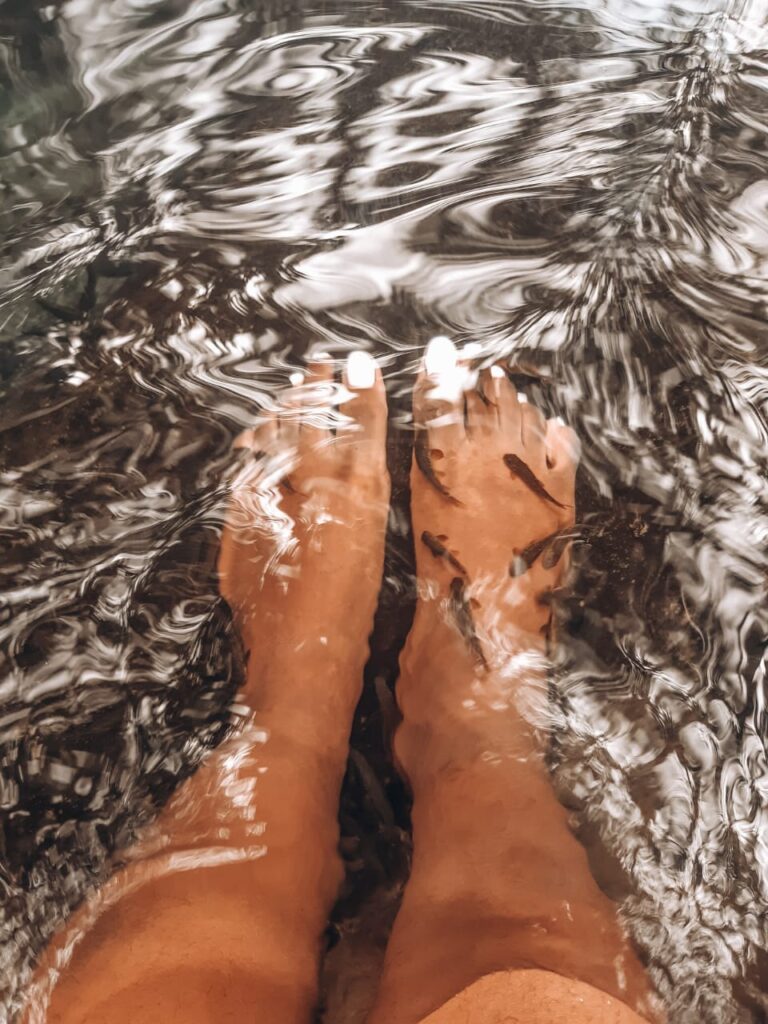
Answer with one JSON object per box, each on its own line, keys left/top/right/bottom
{"left": 395, "top": 605, "right": 551, "bottom": 793}
{"left": 402, "top": 598, "right": 472, "bottom": 670}
{"left": 243, "top": 636, "right": 371, "bottom": 720}
{"left": 402, "top": 597, "right": 546, "bottom": 685}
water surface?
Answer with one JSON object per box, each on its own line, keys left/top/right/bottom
{"left": 1, "top": 0, "right": 768, "bottom": 1020}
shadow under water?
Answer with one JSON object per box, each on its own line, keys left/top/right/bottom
{"left": 1, "top": 0, "right": 768, "bottom": 1020}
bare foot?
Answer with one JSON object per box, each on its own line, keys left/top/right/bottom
{"left": 29, "top": 355, "right": 391, "bottom": 1024}
{"left": 407, "top": 336, "right": 579, "bottom": 673}
{"left": 218, "top": 351, "right": 390, "bottom": 736}
{"left": 367, "top": 343, "right": 655, "bottom": 1024}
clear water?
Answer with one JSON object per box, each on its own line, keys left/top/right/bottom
{"left": 1, "top": 0, "right": 768, "bottom": 1020}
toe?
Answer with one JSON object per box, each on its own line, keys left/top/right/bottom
{"left": 341, "top": 350, "right": 387, "bottom": 432}
{"left": 545, "top": 417, "right": 581, "bottom": 474}
{"left": 413, "top": 336, "right": 465, "bottom": 455}
{"left": 477, "top": 367, "right": 502, "bottom": 418}
{"left": 488, "top": 364, "right": 522, "bottom": 443}
{"left": 521, "top": 401, "right": 547, "bottom": 453}
{"left": 299, "top": 356, "right": 335, "bottom": 456}
{"left": 338, "top": 351, "right": 388, "bottom": 469}
{"left": 464, "top": 370, "right": 496, "bottom": 437}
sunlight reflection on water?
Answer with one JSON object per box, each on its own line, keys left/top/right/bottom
{"left": 1, "top": 0, "right": 768, "bottom": 1020}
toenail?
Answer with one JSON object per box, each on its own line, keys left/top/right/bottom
{"left": 346, "top": 350, "right": 377, "bottom": 389}
{"left": 425, "top": 335, "right": 458, "bottom": 376}
{"left": 490, "top": 365, "right": 505, "bottom": 379}
{"left": 430, "top": 448, "right": 445, "bottom": 460}
{"left": 289, "top": 371, "right": 304, "bottom": 387}
{"left": 554, "top": 415, "right": 566, "bottom": 426}
{"left": 517, "top": 392, "right": 528, "bottom": 404}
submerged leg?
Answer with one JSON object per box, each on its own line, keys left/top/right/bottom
{"left": 368, "top": 342, "right": 656, "bottom": 1024}
{"left": 25, "top": 353, "right": 390, "bottom": 1024}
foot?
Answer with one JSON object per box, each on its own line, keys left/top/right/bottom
{"left": 33, "top": 357, "right": 391, "bottom": 1024}
{"left": 370, "top": 345, "right": 655, "bottom": 1024}
{"left": 406, "top": 336, "right": 579, "bottom": 672}
{"left": 218, "top": 351, "right": 390, "bottom": 733}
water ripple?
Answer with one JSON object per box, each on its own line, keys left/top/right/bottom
{"left": 1, "top": 0, "right": 768, "bottom": 1021}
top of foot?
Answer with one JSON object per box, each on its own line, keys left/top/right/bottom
{"left": 409, "top": 337, "right": 579, "bottom": 652}
{"left": 218, "top": 351, "right": 390, "bottom": 682}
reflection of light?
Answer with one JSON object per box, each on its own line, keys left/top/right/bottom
{"left": 244, "top": 275, "right": 265, "bottom": 300}
{"left": 161, "top": 278, "right": 183, "bottom": 300}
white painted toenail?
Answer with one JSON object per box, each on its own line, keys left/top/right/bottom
{"left": 346, "top": 350, "right": 376, "bottom": 389}
{"left": 490, "top": 365, "right": 505, "bottom": 379}
{"left": 517, "top": 392, "right": 528, "bottom": 404}
{"left": 425, "top": 336, "right": 458, "bottom": 376}
{"left": 289, "top": 371, "right": 305, "bottom": 386}
{"left": 462, "top": 342, "right": 482, "bottom": 358}
{"left": 313, "top": 350, "right": 332, "bottom": 361}
{"left": 555, "top": 415, "right": 566, "bottom": 426}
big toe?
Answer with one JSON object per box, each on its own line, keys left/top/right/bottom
{"left": 337, "top": 351, "right": 388, "bottom": 472}
{"left": 413, "top": 336, "right": 466, "bottom": 453}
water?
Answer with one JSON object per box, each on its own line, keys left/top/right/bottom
{"left": 1, "top": 0, "right": 768, "bottom": 1020}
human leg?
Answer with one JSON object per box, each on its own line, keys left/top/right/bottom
{"left": 25, "top": 354, "right": 390, "bottom": 1024}
{"left": 368, "top": 343, "right": 655, "bottom": 1024}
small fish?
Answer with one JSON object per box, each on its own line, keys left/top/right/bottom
{"left": 542, "top": 531, "right": 575, "bottom": 569}
{"left": 503, "top": 453, "right": 569, "bottom": 509}
{"left": 415, "top": 427, "right": 461, "bottom": 505}
{"left": 509, "top": 530, "right": 560, "bottom": 576}
{"left": 422, "top": 531, "right": 467, "bottom": 575}
{"left": 510, "top": 527, "right": 582, "bottom": 576}
{"left": 449, "top": 577, "right": 487, "bottom": 668}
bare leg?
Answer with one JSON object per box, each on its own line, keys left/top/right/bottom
{"left": 368, "top": 343, "right": 656, "bottom": 1024}
{"left": 24, "top": 354, "right": 390, "bottom": 1024}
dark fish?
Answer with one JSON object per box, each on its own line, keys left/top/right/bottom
{"left": 449, "top": 577, "right": 487, "bottom": 668}
{"left": 421, "top": 530, "right": 468, "bottom": 575}
{"left": 510, "top": 527, "right": 582, "bottom": 576}
{"left": 542, "top": 531, "right": 575, "bottom": 569}
{"left": 415, "top": 427, "right": 461, "bottom": 505}
{"left": 503, "top": 453, "right": 569, "bottom": 509}
{"left": 509, "top": 530, "right": 560, "bottom": 576}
